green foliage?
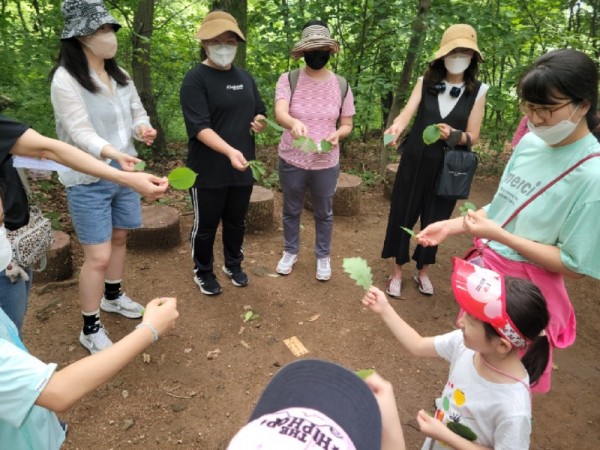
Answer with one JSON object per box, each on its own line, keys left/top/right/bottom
{"left": 246, "top": 160, "right": 267, "bottom": 182}
{"left": 44, "top": 211, "right": 62, "bottom": 231}
{"left": 355, "top": 368, "right": 375, "bottom": 380}
{"left": 342, "top": 257, "right": 373, "bottom": 290}
{"left": 459, "top": 202, "right": 477, "bottom": 216}
{"left": 0, "top": 0, "right": 596, "bottom": 173}
{"left": 347, "top": 168, "right": 382, "bottom": 188}
{"left": 400, "top": 227, "right": 416, "bottom": 238}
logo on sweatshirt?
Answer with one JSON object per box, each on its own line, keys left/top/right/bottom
{"left": 227, "top": 84, "right": 244, "bottom": 91}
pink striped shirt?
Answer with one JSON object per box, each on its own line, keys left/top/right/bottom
{"left": 275, "top": 69, "right": 355, "bottom": 170}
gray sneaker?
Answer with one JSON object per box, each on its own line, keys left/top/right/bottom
{"left": 316, "top": 257, "right": 331, "bottom": 281}
{"left": 276, "top": 252, "right": 298, "bottom": 275}
{"left": 100, "top": 293, "right": 144, "bottom": 319}
{"left": 79, "top": 327, "right": 112, "bottom": 354}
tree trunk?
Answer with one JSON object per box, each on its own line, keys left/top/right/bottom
{"left": 380, "top": 0, "right": 431, "bottom": 172}
{"left": 212, "top": 0, "right": 248, "bottom": 68}
{"left": 131, "top": 0, "right": 166, "bottom": 155}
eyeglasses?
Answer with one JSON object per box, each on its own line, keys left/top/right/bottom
{"left": 519, "top": 101, "right": 572, "bottom": 120}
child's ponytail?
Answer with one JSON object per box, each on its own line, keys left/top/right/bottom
{"left": 486, "top": 277, "right": 550, "bottom": 386}
{"left": 521, "top": 333, "right": 550, "bottom": 385}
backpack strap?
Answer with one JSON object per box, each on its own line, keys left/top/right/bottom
{"left": 288, "top": 69, "right": 349, "bottom": 120}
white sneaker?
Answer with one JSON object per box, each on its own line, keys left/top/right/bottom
{"left": 100, "top": 293, "right": 144, "bottom": 319}
{"left": 386, "top": 276, "right": 402, "bottom": 298}
{"left": 276, "top": 252, "right": 298, "bottom": 275}
{"left": 316, "top": 257, "right": 331, "bottom": 281}
{"left": 79, "top": 327, "right": 112, "bottom": 354}
{"left": 414, "top": 274, "right": 434, "bottom": 295}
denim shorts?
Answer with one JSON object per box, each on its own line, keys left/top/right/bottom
{"left": 66, "top": 177, "right": 142, "bottom": 245}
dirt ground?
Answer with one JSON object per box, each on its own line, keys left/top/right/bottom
{"left": 22, "top": 170, "right": 600, "bottom": 450}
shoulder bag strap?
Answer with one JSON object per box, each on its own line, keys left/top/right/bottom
{"left": 501, "top": 152, "right": 600, "bottom": 228}
{"left": 288, "top": 69, "right": 300, "bottom": 109}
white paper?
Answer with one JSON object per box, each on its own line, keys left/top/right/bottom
{"left": 12, "top": 156, "right": 69, "bottom": 172}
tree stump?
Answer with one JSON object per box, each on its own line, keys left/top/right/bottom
{"left": 305, "top": 172, "right": 362, "bottom": 216}
{"left": 128, "top": 205, "right": 181, "bottom": 250}
{"left": 246, "top": 185, "right": 274, "bottom": 233}
{"left": 35, "top": 230, "right": 73, "bottom": 283}
{"left": 383, "top": 163, "right": 398, "bottom": 200}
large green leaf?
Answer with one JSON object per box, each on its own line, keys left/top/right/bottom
{"left": 167, "top": 167, "right": 197, "bottom": 190}
{"left": 342, "top": 257, "right": 373, "bottom": 290}
{"left": 246, "top": 160, "right": 267, "bottom": 181}
{"left": 423, "top": 125, "right": 442, "bottom": 145}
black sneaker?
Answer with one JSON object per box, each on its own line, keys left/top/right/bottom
{"left": 222, "top": 265, "right": 249, "bottom": 287}
{"left": 194, "top": 272, "right": 222, "bottom": 295}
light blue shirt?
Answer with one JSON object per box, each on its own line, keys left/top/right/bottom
{"left": 486, "top": 132, "right": 600, "bottom": 278}
{"left": 0, "top": 309, "right": 65, "bottom": 449}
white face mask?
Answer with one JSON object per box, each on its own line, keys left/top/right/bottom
{"left": 0, "top": 225, "right": 12, "bottom": 272}
{"left": 527, "top": 105, "right": 581, "bottom": 145}
{"left": 444, "top": 53, "right": 472, "bottom": 75}
{"left": 207, "top": 44, "right": 237, "bottom": 68}
{"left": 81, "top": 30, "right": 118, "bottom": 60}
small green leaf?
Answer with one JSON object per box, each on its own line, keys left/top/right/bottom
{"left": 342, "top": 257, "right": 373, "bottom": 291}
{"left": 355, "top": 368, "right": 375, "bottom": 380}
{"left": 319, "top": 140, "right": 333, "bottom": 153}
{"left": 383, "top": 134, "right": 395, "bottom": 146}
{"left": 293, "top": 136, "right": 318, "bottom": 153}
{"left": 167, "top": 167, "right": 197, "bottom": 190}
{"left": 250, "top": 313, "right": 260, "bottom": 321}
{"left": 459, "top": 201, "right": 477, "bottom": 216}
{"left": 134, "top": 161, "right": 146, "bottom": 171}
{"left": 243, "top": 311, "right": 253, "bottom": 322}
{"left": 246, "top": 160, "right": 267, "bottom": 182}
{"left": 400, "top": 226, "right": 416, "bottom": 237}
{"left": 447, "top": 422, "right": 478, "bottom": 441}
{"left": 259, "top": 117, "right": 285, "bottom": 132}
{"left": 423, "top": 124, "right": 442, "bottom": 145}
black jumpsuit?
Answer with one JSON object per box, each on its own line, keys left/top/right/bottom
{"left": 381, "top": 80, "right": 481, "bottom": 269}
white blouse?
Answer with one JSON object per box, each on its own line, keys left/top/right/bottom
{"left": 50, "top": 66, "right": 151, "bottom": 187}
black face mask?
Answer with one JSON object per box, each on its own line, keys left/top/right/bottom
{"left": 304, "top": 50, "right": 331, "bottom": 70}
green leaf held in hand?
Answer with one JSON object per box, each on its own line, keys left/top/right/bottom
{"left": 423, "top": 124, "right": 442, "bottom": 145}
{"left": 319, "top": 140, "right": 333, "bottom": 153}
{"left": 134, "top": 161, "right": 146, "bottom": 171}
{"left": 459, "top": 201, "right": 477, "bottom": 216}
{"left": 342, "top": 257, "right": 373, "bottom": 291}
{"left": 259, "top": 117, "right": 285, "bottom": 132}
{"left": 167, "top": 167, "right": 197, "bottom": 190}
{"left": 293, "top": 136, "right": 318, "bottom": 153}
{"left": 355, "top": 368, "right": 375, "bottom": 380}
{"left": 400, "top": 226, "right": 416, "bottom": 238}
{"left": 246, "top": 160, "right": 267, "bottom": 182}
{"left": 383, "top": 134, "right": 395, "bottom": 146}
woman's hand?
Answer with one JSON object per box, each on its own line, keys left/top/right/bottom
{"left": 325, "top": 130, "right": 340, "bottom": 147}
{"left": 250, "top": 114, "right": 267, "bottom": 134}
{"left": 141, "top": 297, "right": 179, "bottom": 338}
{"left": 290, "top": 119, "right": 308, "bottom": 139}
{"left": 463, "top": 210, "right": 503, "bottom": 241}
{"left": 122, "top": 172, "right": 168, "bottom": 201}
{"left": 416, "top": 221, "right": 451, "bottom": 247}
{"left": 113, "top": 152, "right": 141, "bottom": 172}
{"left": 435, "top": 123, "right": 454, "bottom": 141}
{"left": 362, "top": 286, "right": 390, "bottom": 315}
{"left": 383, "top": 123, "right": 403, "bottom": 146}
{"left": 136, "top": 125, "right": 157, "bottom": 146}
{"left": 229, "top": 149, "right": 248, "bottom": 171}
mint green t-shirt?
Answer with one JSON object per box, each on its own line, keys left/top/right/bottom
{"left": 0, "top": 309, "right": 66, "bottom": 449}
{"left": 486, "top": 132, "right": 600, "bottom": 279}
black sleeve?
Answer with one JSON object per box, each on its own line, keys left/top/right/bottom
{"left": 0, "top": 115, "right": 30, "bottom": 160}
{"left": 180, "top": 69, "right": 212, "bottom": 140}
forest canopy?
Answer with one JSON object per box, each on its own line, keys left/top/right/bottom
{"left": 0, "top": 0, "right": 597, "bottom": 161}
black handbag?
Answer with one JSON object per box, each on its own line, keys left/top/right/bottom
{"left": 436, "top": 134, "right": 478, "bottom": 199}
